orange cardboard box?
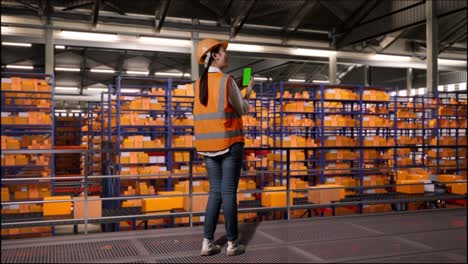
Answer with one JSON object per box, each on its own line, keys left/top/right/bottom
{"left": 262, "top": 186, "right": 292, "bottom": 207}
{"left": 73, "top": 195, "right": 102, "bottom": 219}
{"left": 396, "top": 180, "right": 424, "bottom": 194}
{"left": 307, "top": 184, "right": 345, "bottom": 204}
{"left": 184, "top": 192, "right": 208, "bottom": 212}
{"left": 43, "top": 196, "right": 72, "bottom": 216}
{"left": 450, "top": 182, "right": 467, "bottom": 194}
{"left": 142, "top": 191, "right": 183, "bottom": 212}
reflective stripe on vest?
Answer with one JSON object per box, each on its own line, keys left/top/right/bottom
{"left": 193, "top": 111, "right": 239, "bottom": 121}
{"left": 195, "top": 129, "right": 243, "bottom": 140}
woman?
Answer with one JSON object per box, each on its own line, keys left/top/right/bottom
{"left": 193, "top": 38, "right": 254, "bottom": 256}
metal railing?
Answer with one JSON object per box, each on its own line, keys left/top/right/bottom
{"left": 1, "top": 147, "right": 466, "bottom": 235}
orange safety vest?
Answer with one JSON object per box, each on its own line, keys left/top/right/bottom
{"left": 193, "top": 72, "right": 244, "bottom": 152}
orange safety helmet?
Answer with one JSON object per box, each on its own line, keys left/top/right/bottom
{"left": 197, "top": 38, "right": 228, "bottom": 64}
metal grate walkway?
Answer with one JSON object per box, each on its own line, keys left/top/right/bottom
{"left": 2, "top": 208, "right": 466, "bottom": 263}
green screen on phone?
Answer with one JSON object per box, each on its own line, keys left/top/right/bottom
{"left": 242, "top": 67, "right": 252, "bottom": 87}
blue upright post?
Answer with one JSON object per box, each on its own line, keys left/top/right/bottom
{"left": 319, "top": 84, "right": 325, "bottom": 184}
{"left": 166, "top": 78, "right": 174, "bottom": 190}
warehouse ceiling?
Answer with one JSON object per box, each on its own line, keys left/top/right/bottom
{"left": 1, "top": 0, "right": 467, "bottom": 108}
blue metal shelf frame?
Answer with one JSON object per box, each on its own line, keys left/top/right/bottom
{"left": 1, "top": 71, "right": 56, "bottom": 235}
{"left": 269, "top": 82, "right": 397, "bottom": 216}
{"left": 0, "top": 71, "right": 56, "bottom": 192}
{"left": 433, "top": 90, "right": 467, "bottom": 176}
{"left": 110, "top": 75, "right": 195, "bottom": 216}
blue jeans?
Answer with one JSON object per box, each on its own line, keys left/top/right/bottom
{"left": 203, "top": 142, "right": 244, "bottom": 241}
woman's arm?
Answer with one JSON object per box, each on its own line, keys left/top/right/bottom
{"left": 227, "top": 76, "right": 251, "bottom": 116}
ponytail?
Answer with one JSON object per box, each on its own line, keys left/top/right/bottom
{"left": 199, "top": 55, "right": 212, "bottom": 106}
{"left": 199, "top": 45, "right": 221, "bottom": 106}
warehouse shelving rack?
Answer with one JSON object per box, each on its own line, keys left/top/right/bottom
{"left": 101, "top": 75, "right": 196, "bottom": 231}
{"left": 1, "top": 72, "right": 56, "bottom": 191}
{"left": 265, "top": 82, "right": 400, "bottom": 216}
{"left": 431, "top": 90, "right": 467, "bottom": 176}
{"left": 392, "top": 95, "right": 426, "bottom": 171}
{"left": 1, "top": 71, "right": 57, "bottom": 237}
{"left": 242, "top": 82, "right": 275, "bottom": 195}
{"left": 269, "top": 81, "right": 319, "bottom": 188}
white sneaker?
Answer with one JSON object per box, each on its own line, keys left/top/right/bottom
{"left": 226, "top": 240, "right": 246, "bottom": 256}
{"left": 200, "top": 238, "right": 221, "bottom": 256}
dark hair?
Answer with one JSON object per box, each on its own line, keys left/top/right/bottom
{"left": 199, "top": 45, "right": 221, "bottom": 106}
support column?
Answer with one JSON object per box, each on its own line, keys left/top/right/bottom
{"left": 45, "top": 28, "right": 54, "bottom": 75}
{"left": 426, "top": 0, "right": 438, "bottom": 94}
{"left": 328, "top": 54, "right": 337, "bottom": 85}
{"left": 407, "top": 68, "right": 413, "bottom": 95}
{"left": 364, "top": 65, "right": 371, "bottom": 86}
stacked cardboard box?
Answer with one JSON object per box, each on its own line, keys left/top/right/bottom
{"left": 362, "top": 89, "right": 390, "bottom": 101}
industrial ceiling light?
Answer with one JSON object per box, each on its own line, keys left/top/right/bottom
{"left": 90, "top": 69, "right": 115, "bottom": 74}
{"left": 227, "top": 43, "right": 265, "bottom": 52}
{"left": 438, "top": 59, "right": 465, "bottom": 66}
{"left": 458, "top": 82, "right": 467, "bottom": 91}
{"left": 55, "top": 109, "right": 67, "bottom": 113}
{"left": 254, "top": 77, "right": 268, "bottom": 81}
{"left": 126, "top": 70, "right": 149, "bottom": 75}
{"left": 373, "top": 54, "right": 411, "bottom": 61}
{"left": 447, "top": 84, "right": 456, "bottom": 91}
{"left": 6, "top": 65, "right": 33, "bottom": 69}
{"left": 398, "top": 90, "right": 407, "bottom": 96}
{"left": 55, "top": 67, "right": 80, "bottom": 72}
{"left": 71, "top": 109, "right": 82, "bottom": 113}
{"left": 55, "top": 45, "right": 66, "bottom": 49}
{"left": 417, "top": 88, "right": 426, "bottom": 95}
{"left": 139, "top": 37, "right": 192, "bottom": 47}
{"left": 437, "top": 85, "right": 444, "bottom": 91}
{"left": 183, "top": 73, "right": 191, "bottom": 78}
{"left": 60, "top": 30, "right": 118, "bottom": 42}
{"left": 291, "top": 48, "right": 336, "bottom": 57}
{"left": 155, "top": 72, "right": 183, "bottom": 77}
{"left": 288, "top": 79, "right": 306, "bottom": 82}
{"left": 312, "top": 80, "right": 329, "bottom": 83}
{"left": 2, "top": 42, "right": 32, "bottom": 47}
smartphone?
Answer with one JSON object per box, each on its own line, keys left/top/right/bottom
{"left": 242, "top": 67, "right": 252, "bottom": 87}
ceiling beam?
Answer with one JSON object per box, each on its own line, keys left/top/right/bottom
{"left": 376, "top": 30, "right": 404, "bottom": 53}
{"left": 333, "top": 0, "right": 380, "bottom": 49}
{"left": 305, "top": 64, "right": 327, "bottom": 82}
{"left": 230, "top": 0, "right": 257, "bottom": 39}
{"left": 62, "top": 2, "right": 93, "bottom": 12}
{"left": 318, "top": 0, "right": 346, "bottom": 22}
{"left": 221, "top": 0, "right": 234, "bottom": 24}
{"left": 440, "top": 17, "right": 466, "bottom": 43}
{"left": 92, "top": 0, "right": 101, "bottom": 27}
{"left": 439, "top": 29, "right": 467, "bottom": 55}
{"left": 103, "top": 0, "right": 126, "bottom": 16}
{"left": 18, "top": 1, "right": 39, "bottom": 12}
{"left": 199, "top": 0, "right": 229, "bottom": 26}
{"left": 282, "top": 0, "right": 320, "bottom": 44}
{"left": 155, "top": 0, "right": 170, "bottom": 33}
